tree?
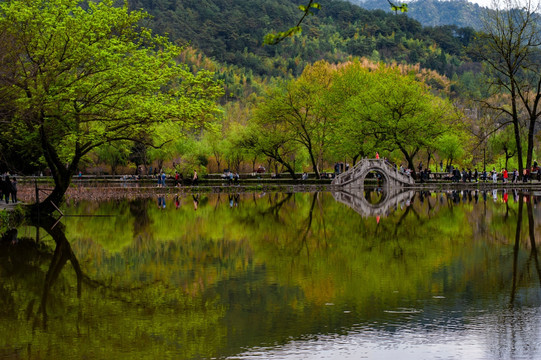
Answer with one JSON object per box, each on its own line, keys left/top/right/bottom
{"left": 341, "top": 64, "right": 460, "bottom": 175}
{"left": 264, "top": 0, "right": 321, "bottom": 45}
{"left": 239, "top": 111, "right": 300, "bottom": 179}
{"left": 263, "top": 0, "right": 407, "bottom": 45}
{"left": 329, "top": 60, "right": 378, "bottom": 164}
{"left": 94, "top": 142, "right": 131, "bottom": 175}
{"left": 489, "top": 124, "right": 518, "bottom": 169}
{"left": 202, "top": 124, "right": 227, "bottom": 173}
{"left": 0, "top": 0, "right": 221, "bottom": 214}
{"left": 437, "top": 133, "right": 465, "bottom": 169}
{"left": 253, "top": 61, "right": 338, "bottom": 178}
{"left": 476, "top": 0, "right": 541, "bottom": 176}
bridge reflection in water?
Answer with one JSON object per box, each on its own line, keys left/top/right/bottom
{"left": 332, "top": 187, "right": 415, "bottom": 217}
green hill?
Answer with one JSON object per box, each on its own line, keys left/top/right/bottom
{"left": 354, "top": 0, "right": 488, "bottom": 30}
{"left": 129, "top": 0, "right": 477, "bottom": 81}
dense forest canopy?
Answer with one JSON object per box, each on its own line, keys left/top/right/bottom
{"left": 355, "top": 0, "right": 488, "bottom": 30}
{"left": 127, "top": 0, "right": 477, "bottom": 79}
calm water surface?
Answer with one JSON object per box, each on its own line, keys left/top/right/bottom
{"left": 1, "top": 188, "right": 541, "bottom": 359}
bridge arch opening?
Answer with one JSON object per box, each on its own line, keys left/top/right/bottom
{"left": 363, "top": 169, "right": 389, "bottom": 188}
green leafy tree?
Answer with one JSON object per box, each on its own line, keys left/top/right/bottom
{"left": 263, "top": 0, "right": 407, "bottom": 45}
{"left": 329, "top": 60, "right": 377, "bottom": 164}
{"left": 239, "top": 110, "right": 300, "bottom": 178}
{"left": 94, "top": 141, "right": 131, "bottom": 175}
{"left": 264, "top": 0, "right": 321, "bottom": 45}
{"left": 253, "top": 61, "right": 338, "bottom": 178}
{"left": 349, "top": 66, "right": 459, "bottom": 175}
{"left": 0, "top": 0, "right": 221, "bottom": 213}
{"left": 489, "top": 125, "right": 518, "bottom": 170}
{"left": 202, "top": 123, "right": 228, "bottom": 172}
{"left": 437, "top": 133, "right": 465, "bottom": 169}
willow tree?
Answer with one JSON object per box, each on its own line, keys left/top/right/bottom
{"left": 0, "top": 0, "right": 222, "bottom": 214}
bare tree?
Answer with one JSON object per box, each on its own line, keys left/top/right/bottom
{"left": 477, "top": 0, "right": 541, "bottom": 176}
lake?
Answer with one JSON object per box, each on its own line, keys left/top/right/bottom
{"left": 1, "top": 188, "right": 541, "bottom": 359}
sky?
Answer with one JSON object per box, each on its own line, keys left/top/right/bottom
{"left": 470, "top": 0, "right": 492, "bottom": 6}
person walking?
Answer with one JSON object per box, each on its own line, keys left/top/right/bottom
{"left": 193, "top": 170, "right": 198, "bottom": 186}
{"left": 502, "top": 168, "right": 508, "bottom": 183}
{"left": 4, "top": 175, "right": 13, "bottom": 204}
{"left": 161, "top": 171, "right": 166, "bottom": 187}
{"left": 375, "top": 152, "right": 380, "bottom": 160}
{"left": 10, "top": 176, "right": 17, "bottom": 203}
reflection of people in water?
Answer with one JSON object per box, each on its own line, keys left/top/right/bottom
{"left": 175, "top": 195, "right": 180, "bottom": 209}
{"left": 493, "top": 189, "right": 498, "bottom": 202}
{"left": 228, "top": 194, "right": 240, "bottom": 208}
{"left": 1, "top": 228, "right": 18, "bottom": 245}
{"left": 193, "top": 194, "right": 199, "bottom": 211}
{"left": 157, "top": 196, "right": 166, "bottom": 209}
{"left": 452, "top": 190, "right": 460, "bottom": 204}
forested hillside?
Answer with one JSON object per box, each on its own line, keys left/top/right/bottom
{"left": 128, "top": 0, "right": 479, "bottom": 82}
{"left": 353, "top": 0, "right": 487, "bottom": 30}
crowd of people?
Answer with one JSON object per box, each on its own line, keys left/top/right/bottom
{"left": 222, "top": 170, "right": 239, "bottom": 185}
{"left": 447, "top": 166, "right": 532, "bottom": 183}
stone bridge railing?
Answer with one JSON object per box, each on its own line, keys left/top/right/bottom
{"left": 331, "top": 159, "right": 414, "bottom": 188}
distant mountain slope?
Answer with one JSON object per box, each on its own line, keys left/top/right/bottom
{"left": 128, "top": 0, "right": 477, "bottom": 82}
{"left": 350, "top": 0, "right": 488, "bottom": 29}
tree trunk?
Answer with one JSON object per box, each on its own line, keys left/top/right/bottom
{"left": 352, "top": 154, "right": 359, "bottom": 166}
{"left": 251, "top": 156, "right": 257, "bottom": 172}
{"left": 526, "top": 115, "right": 536, "bottom": 173}
{"left": 28, "top": 126, "right": 80, "bottom": 216}
{"left": 398, "top": 144, "right": 419, "bottom": 178}
{"left": 261, "top": 150, "right": 297, "bottom": 179}
{"left": 281, "top": 162, "right": 296, "bottom": 179}
{"left": 307, "top": 148, "right": 320, "bottom": 179}
{"left": 510, "top": 88, "right": 524, "bottom": 178}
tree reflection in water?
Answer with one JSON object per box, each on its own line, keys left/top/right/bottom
{"left": 1, "top": 190, "right": 541, "bottom": 359}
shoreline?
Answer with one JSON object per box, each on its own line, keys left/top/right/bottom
{"left": 3, "top": 181, "right": 541, "bottom": 206}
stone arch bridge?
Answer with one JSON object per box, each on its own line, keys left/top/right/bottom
{"left": 331, "top": 158, "right": 414, "bottom": 188}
